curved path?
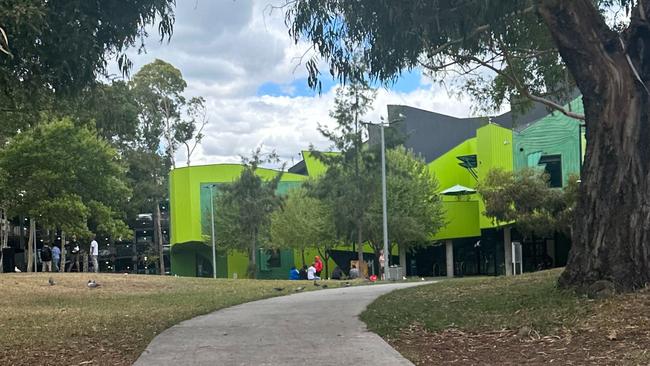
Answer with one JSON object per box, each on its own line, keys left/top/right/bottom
{"left": 135, "top": 282, "right": 428, "bottom": 366}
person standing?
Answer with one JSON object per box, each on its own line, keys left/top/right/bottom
{"left": 51, "top": 244, "right": 61, "bottom": 272}
{"left": 40, "top": 243, "right": 52, "bottom": 272}
{"left": 314, "top": 255, "right": 323, "bottom": 277}
{"left": 90, "top": 235, "right": 99, "bottom": 273}
{"left": 68, "top": 236, "right": 81, "bottom": 272}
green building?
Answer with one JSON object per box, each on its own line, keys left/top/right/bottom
{"left": 386, "top": 97, "right": 583, "bottom": 277}
{"left": 169, "top": 164, "right": 307, "bottom": 278}
{"left": 168, "top": 97, "right": 584, "bottom": 278}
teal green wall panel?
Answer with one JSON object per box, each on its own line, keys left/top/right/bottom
{"left": 513, "top": 98, "right": 583, "bottom": 186}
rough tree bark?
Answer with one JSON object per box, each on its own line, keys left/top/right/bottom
{"left": 537, "top": 0, "right": 650, "bottom": 291}
{"left": 356, "top": 219, "right": 364, "bottom": 273}
{"left": 248, "top": 229, "right": 257, "bottom": 279}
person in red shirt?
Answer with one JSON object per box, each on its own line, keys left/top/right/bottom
{"left": 314, "top": 255, "right": 323, "bottom": 277}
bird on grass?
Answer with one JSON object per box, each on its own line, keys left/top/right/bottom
{"left": 313, "top": 281, "right": 320, "bottom": 287}
{"left": 294, "top": 286, "right": 305, "bottom": 292}
{"left": 273, "top": 287, "right": 284, "bottom": 292}
{"left": 343, "top": 282, "right": 351, "bottom": 287}
{"left": 87, "top": 280, "right": 101, "bottom": 288}
{"left": 48, "top": 277, "right": 56, "bottom": 286}
{"left": 322, "top": 284, "right": 328, "bottom": 289}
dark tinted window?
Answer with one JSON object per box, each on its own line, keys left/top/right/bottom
{"left": 539, "top": 155, "right": 562, "bottom": 187}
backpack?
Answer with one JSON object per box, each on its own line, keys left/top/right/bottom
{"left": 41, "top": 246, "right": 52, "bottom": 261}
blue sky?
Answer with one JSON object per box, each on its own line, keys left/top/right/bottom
{"left": 256, "top": 69, "right": 423, "bottom": 98}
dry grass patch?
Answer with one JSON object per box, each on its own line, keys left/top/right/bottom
{"left": 0, "top": 273, "right": 346, "bottom": 365}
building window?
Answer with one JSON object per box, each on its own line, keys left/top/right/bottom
{"left": 538, "top": 155, "right": 562, "bottom": 188}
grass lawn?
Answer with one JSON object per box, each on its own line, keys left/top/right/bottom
{"left": 0, "top": 273, "right": 347, "bottom": 366}
{"left": 361, "top": 269, "right": 650, "bottom": 365}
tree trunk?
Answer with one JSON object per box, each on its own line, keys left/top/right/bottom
{"left": 301, "top": 248, "right": 306, "bottom": 267}
{"left": 0, "top": 209, "right": 5, "bottom": 273}
{"left": 82, "top": 252, "right": 88, "bottom": 272}
{"left": 248, "top": 229, "right": 257, "bottom": 279}
{"left": 356, "top": 218, "right": 364, "bottom": 269}
{"left": 26, "top": 219, "right": 35, "bottom": 272}
{"left": 317, "top": 248, "right": 330, "bottom": 278}
{"left": 155, "top": 203, "right": 165, "bottom": 275}
{"left": 60, "top": 231, "right": 66, "bottom": 273}
{"left": 538, "top": 0, "right": 650, "bottom": 291}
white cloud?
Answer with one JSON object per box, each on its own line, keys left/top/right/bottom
{"left": 175, "top": 84, "right": 476, "bottom": 169}
{"left": 111, "top": 0, "right": 481, "bottom": 169}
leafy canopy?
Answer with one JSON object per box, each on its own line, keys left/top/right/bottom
{"left": 309, "top": 80, "right": 380, "bottom": 245}
{"left": 286, "top": 0, "right": 632, "bottom": 116}
{"left": 0, "top": 0, "right": 175, "bottom": 140}
{"left": 365, "top": 146, "right": 445, "bottom": 252}
{"left": 132, "top": 59, "right": 207, "bottom": 167}
{"left": 213, "top": 149, "right": 284, "bottom": 278}
{"left": 0, "top": 118, "right": 131, "bottom": 237}
{"left": 270, "top": 186, "right": 337, "bottom": 263}
{"left": 476, "top": 168, "right": 578, "bottom": 238}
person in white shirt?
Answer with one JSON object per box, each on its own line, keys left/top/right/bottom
{"left": 307, "top": 263, "right": 320, "bottom": 280}
{"left": 90, "top": 235, "right": 99, "bottom": 273}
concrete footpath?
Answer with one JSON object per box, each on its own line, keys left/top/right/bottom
{"left": 134, "top": 281, "right": 429, "bottom": 366}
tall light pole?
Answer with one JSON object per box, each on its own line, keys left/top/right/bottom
{"left": 379, "top": 122, "right": 389, "bottom": 280}
{"left": 363, "top": 119, "right": 390, "bottom": 280}
{"left": 209, "top": 184, "right": 217, "bottom": 279}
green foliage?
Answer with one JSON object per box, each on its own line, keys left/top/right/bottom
{"left": 286, "top": 1, "right": 634, "bottom": 116}
{"left": 0, "top": 118, "right": 131, "bottom": 238}
{"left": 0, "top": 0, "right": 175, "bottom": 140}
{"left": 477, "top": 168, "right": 578, "bottom": 238}
{"left": 213, "top": 149, "right": 284, "bottom": 278}
{"left": 270, "top": 186, "right": 337, "bottom": 265}
{"left": 310, "top": 81, "right": 379, "bottom": 245}
{"left": 365, "top": 146, "right": 445, "bottom": 252}
{"left": 132, "top": 59, "right": 206, "bottom": 166}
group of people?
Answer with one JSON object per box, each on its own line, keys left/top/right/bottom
{"left": 289, "top": 255, "right": 360, "bottom": 281}
{"left": 37, "top": 235, "right": 99, "bottom": 273}
{"left": 289, "top": 255, "right": 324, "bottom": 280}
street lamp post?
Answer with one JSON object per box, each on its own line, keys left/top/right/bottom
{"left": 379, "top": 122, "right": 389, "bottom": 280}
{"left": 365, "top": 114, "right": 404, "bottom": 281}
{"left": 209, "top": 184, "right": 217, "bottom": 279}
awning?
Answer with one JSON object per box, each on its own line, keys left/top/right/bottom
{"left": 440, "top": 184, "right": 477, "bottom": 196}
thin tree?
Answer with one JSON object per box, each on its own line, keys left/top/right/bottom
{"left": 213, "top": 149, "right": 284, "bottom": 279}
{"left": 311, "top": 80, "right": 377, "bottom": 270}
{"left": 270, "top": 186, "right": 337, "bottom": 276}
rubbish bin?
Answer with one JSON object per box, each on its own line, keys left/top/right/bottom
{"left": 388, "top": 266, "right": 403, "bottom": 281}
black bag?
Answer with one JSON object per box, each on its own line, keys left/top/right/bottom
{"left": 41, "top": 246, "right": 52, "bottom": 262}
